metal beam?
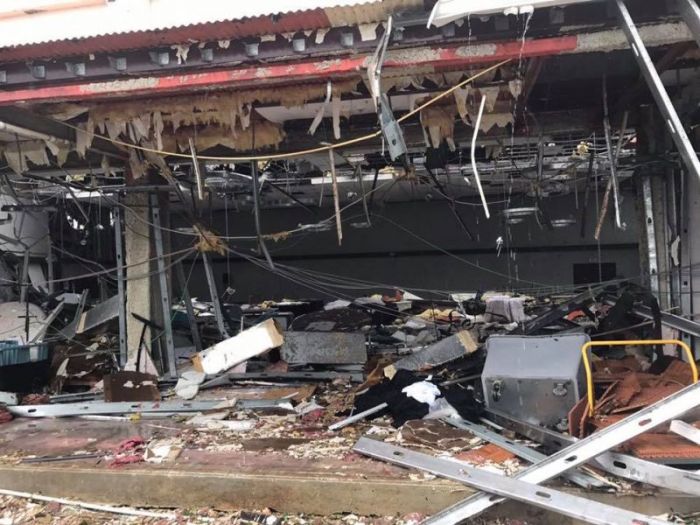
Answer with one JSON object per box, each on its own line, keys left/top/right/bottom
{"left": 201, "top": 252, "right": 230, "bottom": 340}
{"left": 614, "top": 0, "right": 700, "bottom": 182}
{"left": 422, "top": 380, "right": 700, "bottom": 524}
{"left": 149, "top": 193, "right": 177, "bottom": 379}
{"left": 354, "top": 438, "right": 667, "bottom": 525}
{"left": 174, "top": 261, "right": 202, "bottom": 353}
{"left": 7, "top": 399, "right": 293, "bottom": 418}
{"left": 679, "top": 0, "right": 700, "bottom": 48}
{"left": 642, "top": 176, "right": 661, "bottom": 295}
{"left": 602, "top": 298, "right": 700, "bottom": 338}
{"left": 113, "top": 204, "right": 127, "bottom": 367}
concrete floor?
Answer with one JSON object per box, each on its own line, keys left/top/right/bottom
{"left": 0, "top": 417, "right": 698, "bottom": 523}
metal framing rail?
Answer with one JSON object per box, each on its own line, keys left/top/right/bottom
{"left": 354, "top": 438, "right": 668, "bottom": 525}
{"left": 150, "top": 193, "right": 177, "bottom": 379}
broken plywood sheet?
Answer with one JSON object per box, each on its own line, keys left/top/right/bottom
{"left": 197, "top": 319, "right": 284, "bottom": 375}
{"left": 388, "top": 330, "right": 478, "bottom": 373}
{"left": 281, "top": 331, "right": 367, "bottom": 365}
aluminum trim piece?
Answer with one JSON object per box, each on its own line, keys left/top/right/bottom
{"left": 329, "top": 402, "right": 387, "bottom": 431}
{"left": 354, "top": 438, "right": 667, "bottom": 525}
{"left": 486, "top": 408, "right": 700, "bottom": 497}
{"left": 7, "top": 399, "right": 293, "bottom": 418}
{"left": 444, "top": 417, "right": 605, "bottom": 489}
{"left": 423, "top": 380, "right": 700, "bottom": 524}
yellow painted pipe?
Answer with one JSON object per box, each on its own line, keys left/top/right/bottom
{"left": 581, "top": 339, "right": 698, "bottom": 416}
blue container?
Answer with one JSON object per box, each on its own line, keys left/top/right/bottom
{"left": 0, "top": 340, "right": 49, "bottom": 367}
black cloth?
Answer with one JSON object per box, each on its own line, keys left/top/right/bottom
{"left": 354, "top": 369, "right": 483, "bottom": 428}
{"left": 355, "top": 370, "right": 429, "bottom": 427}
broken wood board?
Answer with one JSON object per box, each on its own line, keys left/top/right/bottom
{"left": 196, "top": 319, "right": 284, "bottom": 375}
{"left": 280, "top": 331, "right": 367, "bottom": 365}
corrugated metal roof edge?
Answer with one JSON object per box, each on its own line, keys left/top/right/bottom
{"left": 0, "top": 8, "right": 333, "bottom": 50}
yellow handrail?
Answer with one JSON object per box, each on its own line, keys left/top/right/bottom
{"left": 581, "top": 339, "right": 698, "bottom": 416}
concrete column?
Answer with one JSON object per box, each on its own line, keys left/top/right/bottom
{"left": 124, "top": 192, "right": 152, "bottom": 364}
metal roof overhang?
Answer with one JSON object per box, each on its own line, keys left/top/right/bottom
{"left": 0, "top": 20, "right": 690, "bottom": 106}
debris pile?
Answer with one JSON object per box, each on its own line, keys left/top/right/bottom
{"left": 0, "top": 283, "right": 699, "bottom": 523}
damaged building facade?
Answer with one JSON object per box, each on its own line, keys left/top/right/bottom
{"left": 0, "top": 0, "right": 697, "bottom": 523}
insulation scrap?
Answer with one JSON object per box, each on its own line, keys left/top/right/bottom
{"left": 478, "top": 86, "right": 501, "bottom": 112}
{"left": 163, "top": 120, "right": 286, "bottom": 153}
{"left": 508, "top": 79, "right": 523, "bottom": 98}
{"left": 2, "top": 140, "right": 50, "bottom": 174}
{"left": 315, "top": 28, "right": 329, "bottom": 44}
{"left": 358, "top": 23, "right": 379, "bottom": 41}
{"left": 193, "top": 225, "right": 226, "bottom": 255}
{"left": 44, "top": 140, "right": 69, "bottom": 166}
{"left": 420, "top": 103, "right": 457, "bottom": 151}
{"left": 453, "top": 86, "right": 470, "bottom": 124}
{"left": 475, "top": 112, "right": 514, "bottom": 133}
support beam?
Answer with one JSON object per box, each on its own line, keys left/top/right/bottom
{"left": 0, "top": 21, "right": 691, "bottom": 104}
{"left": 113, "top": 203, "right": 127, "bottom": 367}
{"left": 202, "top": 252, "right": 230, "bottom": 340}
{"left": 149, "top": 193, "right": 177, "bottom": 378}
{"left": 614, "top": 0, "right": 700, "bottom": 182}
{"left": 678, "top": 0, "right": 700, "bottom": 48}
{"left": 642, "top": 176, "right": 660, "bottom": 296}
{"left": 174, "top": 261, "right": 202, "bottom": 353}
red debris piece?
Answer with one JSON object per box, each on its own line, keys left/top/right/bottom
{"left": 107, "top": 436, "right": 146, "bottom": 468}
{"left": 20, "top": 393, "right": 50, "bottom": 405}
{"left": 619, "top": 432, "right": 700, "bottom": 460}
{"left": 455, "top": 443, "right": 517, "bottom": 465}
{"left": 0, "top": 407, "right": 12, "bottom": 424}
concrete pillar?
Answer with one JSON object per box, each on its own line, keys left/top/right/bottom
{"left": 124, "top": 192, "right": 152, "bottom": 364}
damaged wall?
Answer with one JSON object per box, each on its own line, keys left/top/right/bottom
{"left": 162, "top": 192, "right": 640, "bottom": 299}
